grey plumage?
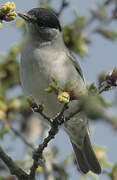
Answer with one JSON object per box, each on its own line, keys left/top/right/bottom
{"left": 72, "top": 132, "right": 101, "bottom": 174}
{"left": 19, "top": 7, "right": 101, "bottom": 174}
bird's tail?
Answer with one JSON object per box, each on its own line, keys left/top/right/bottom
{"left": 71, "top": 132, "right": 101, "bottom": 174}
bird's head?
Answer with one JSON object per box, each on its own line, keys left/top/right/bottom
{"left": 18, "top": 8, "right": 62, "bottom": 42}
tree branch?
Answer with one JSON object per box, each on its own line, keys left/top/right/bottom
{"left": 0, "top": 146, "right": 29, "bottom": 180}
{"left": 56, "top": 0, "right": 68, "bottom": 17}
{"left": 98, "top": 70, "right": 117, "bottom": 94}
{"left": 29, "top": 104, "right": 68, "bottom": 179}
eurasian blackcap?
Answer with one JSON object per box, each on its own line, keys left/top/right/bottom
{"left": 18, "top": 8, "right": 101, "bottom": 174}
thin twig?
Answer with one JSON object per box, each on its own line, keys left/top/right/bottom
{"left": 29, "top": 104, "right": 68, "bottom": 179}
{"left": 33, "top": 106, "right": 51, "bottom": 124}
{"left": 99, "top": 70, "right": 117, "bottom": 94}
{"left": 10, "top": 124, "right": 35, "bottom": 150}
{"left": 98, "top": 81, "right": 109, "bottom": 94}
{"left": 4, "top": 113, "right": 35, "bottom": 150}
{"left": 56, "top": 0, "right": 68, "bottom": 17}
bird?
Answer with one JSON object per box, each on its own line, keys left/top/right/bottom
{"left": 18, "top": 7, "right": 101, "bottom": 174}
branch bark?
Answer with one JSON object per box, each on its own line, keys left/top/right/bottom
{"left": 0, "top": 146, "right": 29, "bottom": 180}
{"left": 29, "top": 104, "right": 68, "bottom": 179}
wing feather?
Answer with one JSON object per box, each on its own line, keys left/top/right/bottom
{"left": 66, "top": 52, "right": 84, "bottom": 81}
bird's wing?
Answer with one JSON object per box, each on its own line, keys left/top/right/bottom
{"left": 66, "top": 51, "right": 84, "bottom": 81}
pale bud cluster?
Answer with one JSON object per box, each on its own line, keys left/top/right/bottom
{"left": 0, "top": 2, "right": 17, "bottom": 28}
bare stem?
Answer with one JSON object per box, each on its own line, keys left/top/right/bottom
{"left": 29, "top": 104, "right": 68, "bottom": 179}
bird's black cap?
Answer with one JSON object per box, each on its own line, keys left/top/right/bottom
{"left": 27, "top": 8, "right": 62, "bottom": 31}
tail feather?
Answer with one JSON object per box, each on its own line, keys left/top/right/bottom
{"left": 71, "top": 132, "right": 101, "bottom": 174}
{"left": 84, "top": 133, "right": 101, "bottom": 174}
{"left": 72, "top": 143, "right": 90, "bottom": 174}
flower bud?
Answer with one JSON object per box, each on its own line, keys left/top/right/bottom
{"left": 58, "top": 92, "right": 70, "bottom": 103}
{"left": 111, "top": 67, "right": 117, "bottom": 81}
{"left": 5, "top": 12, "right": 17, "bottom": 21}
{"left": 0, "top": 2, "right": 16, "bottom": 13}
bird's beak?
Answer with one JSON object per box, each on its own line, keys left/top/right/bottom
{"left": 18, "top": 13, "right": 33, "bottom": 22}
